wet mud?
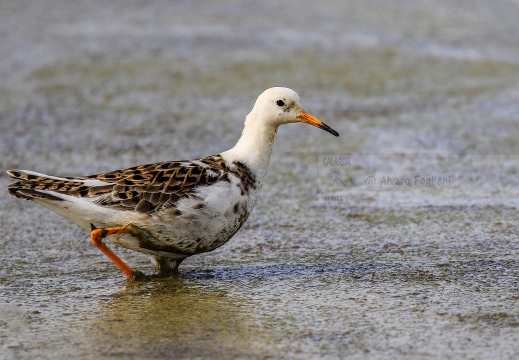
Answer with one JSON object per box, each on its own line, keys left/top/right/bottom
{"left": 1, "top": 1, "right": 519, "bottom": 359}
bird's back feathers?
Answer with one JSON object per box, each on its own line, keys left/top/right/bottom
{"left": 7, "top": 154, "right": 257, "bottom": 214}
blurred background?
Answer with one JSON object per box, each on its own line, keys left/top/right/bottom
{"left": 1, "top": 1, "right": 519, "bottom": 359}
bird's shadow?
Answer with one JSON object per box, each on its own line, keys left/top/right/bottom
{"left": 131, "top": 258, "right": 517, "bottom": 284}
{"left": 121, "top": 257, "right": 519, "bottom": 296}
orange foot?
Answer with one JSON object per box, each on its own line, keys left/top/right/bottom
{"left": 90, "top": 223, "right": 134, "bottom": 278}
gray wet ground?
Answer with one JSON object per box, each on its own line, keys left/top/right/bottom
{"left": 1, "top": 1, "right": 519, "bottom": 359}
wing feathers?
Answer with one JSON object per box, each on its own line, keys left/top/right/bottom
{"left": 7, "top": 154, "right": 234, "bottom": 213}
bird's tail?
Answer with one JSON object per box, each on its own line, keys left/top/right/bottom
{"left": 7, "top": 170, "right": 67, "bottom": 201}
{"left": 6, "top": 169, "right": 111, "bottom": 201}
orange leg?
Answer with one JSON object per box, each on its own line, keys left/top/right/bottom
{"left": 90, "top": 224, "right": 133, "bottom": 278}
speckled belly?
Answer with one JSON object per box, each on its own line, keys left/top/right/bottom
{"left": 109, "top": 196, "right": 255, "bottom": 258}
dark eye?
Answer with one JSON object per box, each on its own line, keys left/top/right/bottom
{"left": 276, "top": 99, "right": 286, "bottom": 107}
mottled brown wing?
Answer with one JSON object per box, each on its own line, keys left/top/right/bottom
{"left": 7, "top": 155, "right": 232, "bottom": 213}
{"left": 90, "top": 155, "right": 231, "bottom": 213}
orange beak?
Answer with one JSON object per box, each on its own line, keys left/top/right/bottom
{"left": 297, "top": 111, "right": 339, "bottom": 137}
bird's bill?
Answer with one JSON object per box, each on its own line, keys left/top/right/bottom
{"left": 297, "top": 111, "right": 339, "bottom": 137}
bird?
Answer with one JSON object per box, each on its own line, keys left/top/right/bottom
{"left": 7, "top": 87, "right": 339, "bottom": 279}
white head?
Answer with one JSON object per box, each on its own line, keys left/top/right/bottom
{"left": 247, "top": 87, "right": 339, "bottom": 137}
{"left": 225, "top": 87, "right": 338, "bottom": 178}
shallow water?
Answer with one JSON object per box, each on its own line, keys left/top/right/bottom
{"left": 1, "top": 1, "right": 519, "bottom": 359}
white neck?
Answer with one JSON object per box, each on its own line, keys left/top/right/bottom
{"left": 221, "top": 112, "right": 278, "bottom": 180}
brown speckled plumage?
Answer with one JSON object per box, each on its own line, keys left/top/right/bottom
{"left": 7, "top": 155, "right": 256, "bottom": 214}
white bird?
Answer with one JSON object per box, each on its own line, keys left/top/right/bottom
{"left": 7, "top": 87, "right": 339, "bottom": 279}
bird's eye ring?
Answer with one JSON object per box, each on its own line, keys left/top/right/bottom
{"left": 276, "top": 99, "right": 286, "bottom": 107}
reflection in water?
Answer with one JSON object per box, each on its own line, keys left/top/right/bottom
{"left": 88, "top": 277, "right": 268, "bottom": 358}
